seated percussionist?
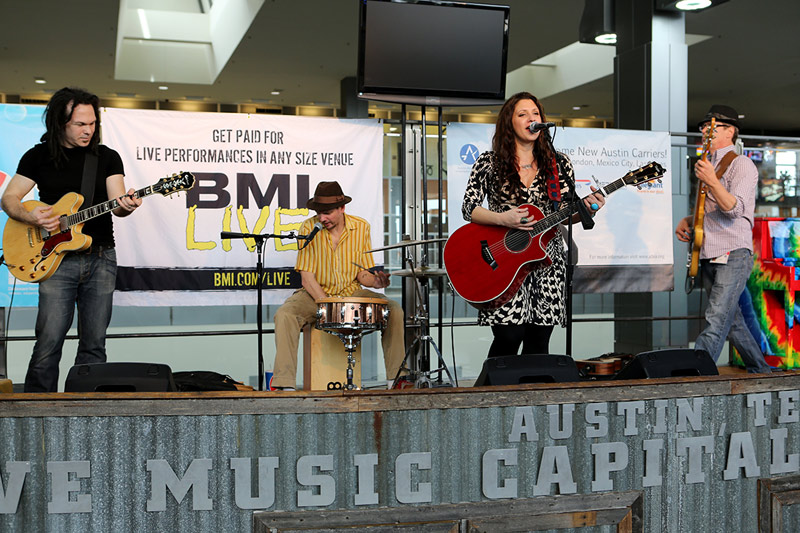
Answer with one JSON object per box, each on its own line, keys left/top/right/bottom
{"left": 271, "top": 181, "right": 405, "bottom": 390}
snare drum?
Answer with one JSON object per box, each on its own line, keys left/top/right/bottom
{"left": 316, "top": 297, "right": 389, "bottom": 333}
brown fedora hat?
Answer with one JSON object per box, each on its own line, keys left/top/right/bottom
{"left": 306, "top": 181, "right": 352, "bottom": 211}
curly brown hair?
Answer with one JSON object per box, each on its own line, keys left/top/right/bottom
{"left": 492, "top": 92, "right": 557, "bottom": 200}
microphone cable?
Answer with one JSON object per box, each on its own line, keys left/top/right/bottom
{"left": 0, "top": 251, "right": 17, "bottom": 370}
{"left": 449, "top": 279, "right": 459, "bottom": 387}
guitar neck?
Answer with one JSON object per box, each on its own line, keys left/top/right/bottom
{"left": 528, "top": 179, "right": 619, "bottom": 236}
{"left": 65, "top": 185, "right": 153, "bottom": 227}
{"left": 692, "top": 136, "right": 713, "bottom": 218}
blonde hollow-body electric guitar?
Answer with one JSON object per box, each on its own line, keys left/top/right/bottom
{"left": 2, "top": 171, "right": 194, "bottom": 283}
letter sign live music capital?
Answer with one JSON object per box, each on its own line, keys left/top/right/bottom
{"left": 2, "top": 392, "right": 797, "bottom": 515}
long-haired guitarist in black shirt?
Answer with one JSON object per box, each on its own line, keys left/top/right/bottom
{"left": 1, "top": 87, "right": 141, "bottom": 392}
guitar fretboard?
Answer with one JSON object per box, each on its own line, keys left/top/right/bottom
{"left": 527, "top": 166, "right": 660, "bottom": 237}
{"left": 528, "top": 178, "right": 619, "bottom": 236}
{"left": 65, "top": 185, "right": 154, "bottom": 227}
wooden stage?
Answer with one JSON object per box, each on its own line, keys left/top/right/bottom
{"left": 1, "top": 367, "right": 799, "bottom": 532}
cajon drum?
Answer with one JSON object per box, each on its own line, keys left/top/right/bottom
{"left": 302, "top": 326, "right": 361, "bottom": 390}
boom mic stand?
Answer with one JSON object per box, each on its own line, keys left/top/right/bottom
{"left": 220, "top": 230, "right": 311, "bottom": 390}
{"left": 540, "top": 129, "right": 594, "bottom": 357}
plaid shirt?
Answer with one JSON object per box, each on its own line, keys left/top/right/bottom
{"left": 701, "top": 144, "right": 757, "bottom": 260}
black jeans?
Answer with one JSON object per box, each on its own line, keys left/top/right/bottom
{"left": 488, "top": 324, "right": 554, "bottom": 358}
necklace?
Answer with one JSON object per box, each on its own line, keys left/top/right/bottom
{"left": 520, "top": 163, "right": 533, "bottom": 170}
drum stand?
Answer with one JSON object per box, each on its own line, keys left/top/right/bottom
{"left": 326, "top": 331, "right": 362, "bottom": 390}
{"left": 325, "top": 328, "right": 384, "bottom": 391}
{"left": 391, "top": 251, "right": 455, "bottom": 389}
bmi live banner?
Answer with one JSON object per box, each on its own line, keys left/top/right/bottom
{"left": 446, "top": 123, "right": 673, "bottom": 292}
{"left": 0, "top": 106, "right": 384, "bottom": 307}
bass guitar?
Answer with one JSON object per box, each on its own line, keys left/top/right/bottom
{"left": 444, "top": 162, "right": 665, "bottom": 308}
{"left": 3, "top": 171, "right": 195, "bottom": 283}
{"left": 685, "top": 118, "right": 715, "bottom": 293}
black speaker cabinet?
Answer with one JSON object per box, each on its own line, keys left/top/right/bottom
{"left": 65, "top": 362, "right": 177, "bottom": 392}
{"left": 615, "top": 349, "right": 719, "bottom": 379}
{"left": 474, "top": 354, "right": 581, "bottom": 386}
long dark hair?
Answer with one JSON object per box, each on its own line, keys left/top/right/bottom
{"left": 492, "top": 91, "right": 557, "bottom": 199}
{"left": 41, "top": 87, "right": 101, "bottom": 166}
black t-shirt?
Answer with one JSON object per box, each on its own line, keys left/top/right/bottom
{"left": 16, "top": 143, "right": 125, "bottom": 247}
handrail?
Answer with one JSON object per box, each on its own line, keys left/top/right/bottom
{"left": 0, "top": 314, "right": 704, "bottom": 342}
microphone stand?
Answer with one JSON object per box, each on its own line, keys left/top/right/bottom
{"left": 540, "top": 129, "right": 593, "bottom": 357}
{"left": 220, "top": 230, "right": 309, "bottom": 390}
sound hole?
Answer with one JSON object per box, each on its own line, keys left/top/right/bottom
{"left": 504, "top": 229, "right": 530, "bottom": 252}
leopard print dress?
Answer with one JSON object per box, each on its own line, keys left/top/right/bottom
{"left": 461, "top": 151, "right": 576, "bottom": 327}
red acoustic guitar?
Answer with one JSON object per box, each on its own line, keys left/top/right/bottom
{"left": 444, "top": 162, "right": 665, "bottom": 308}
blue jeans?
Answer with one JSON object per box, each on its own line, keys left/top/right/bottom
{"left": 24, "top": 248, "right": 117, "bottom": 392}
{"left": 695, "top": 248, "right": 771, "bottom": 373}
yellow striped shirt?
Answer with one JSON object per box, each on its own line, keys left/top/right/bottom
{"left": 295, "top": 214, "right": 376, "bottom": 297}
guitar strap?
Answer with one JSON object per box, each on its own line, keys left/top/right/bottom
{"left": 546, "top": 154, "right": 562, "bottom": 202}
{"left": 715, "top": 151, "right": 737, "bottom": 180}
{"left": 80, "top": 152, "right": 98, "bottom": 207}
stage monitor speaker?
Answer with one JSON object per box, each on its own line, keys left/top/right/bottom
{"left": 474, "top": 354, "right": 581, "bottom": 386}
{"left": 614, "top": 349, "right": 719, "bottom": 379}
{"left": 65, "top": 362, "right": 177, "bottom": 392}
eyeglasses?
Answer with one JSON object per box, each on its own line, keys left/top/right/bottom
{"left": 699, "top": 123, "right": 732, "bottom": 132}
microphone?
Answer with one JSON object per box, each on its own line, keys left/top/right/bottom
{"left": 527, "top": 122, "right": 556, "bottom": 133}
{"left": 220, "top": 231, "right": 249, "bottom": 239}
{"left": 300, "top": 222, "right": 323, "bottom": 249}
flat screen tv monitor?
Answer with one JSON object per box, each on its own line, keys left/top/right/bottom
{"left": 357, "top": 0, "right": 510, "bottom": 106}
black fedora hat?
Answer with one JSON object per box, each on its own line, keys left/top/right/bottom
{"left": 306, "top": 181, "right": 352, "bottom": 211}
{"left": 697, "top": 104, "right": 739, "bottom": 129}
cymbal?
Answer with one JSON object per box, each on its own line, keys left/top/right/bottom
{"left": 392, "top": 266, "right": 448, "bottom": 278}
{"left": 366, "top": 237, "right": 447, "bottom": 253}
